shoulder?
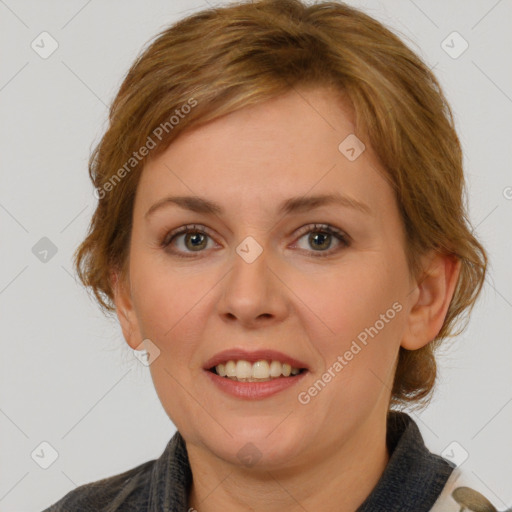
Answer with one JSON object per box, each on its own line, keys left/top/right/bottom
{"left": 42, "top": 459, "right": 155, "bottom": 512}
{"left": 429, "top": 466, "right": 504, "bottom": 512}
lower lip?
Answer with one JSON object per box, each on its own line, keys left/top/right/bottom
{"left": 204, "top": 370, "right": 308, "bottom": 400}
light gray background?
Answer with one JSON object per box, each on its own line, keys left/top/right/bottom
{"left": 1, "top": 1, "right": 511, "bottom": 510}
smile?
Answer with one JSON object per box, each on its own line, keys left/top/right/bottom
{"left": 210, "top": 359, "right": 305, "bottom": 381}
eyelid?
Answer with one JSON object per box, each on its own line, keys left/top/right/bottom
{"left": 293, "top": 223, "right": 349, "bottom": 242}
{"left": 161, "top": 224, "right": 215, "bottom": 247}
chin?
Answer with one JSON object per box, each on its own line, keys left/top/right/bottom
{"left": 202, "top": 423, "right": 305, "bottom": 469}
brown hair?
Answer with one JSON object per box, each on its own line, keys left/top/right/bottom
{"left": 74, "top": 0, "right": 487, "bottom": 408}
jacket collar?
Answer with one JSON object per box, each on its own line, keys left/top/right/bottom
{"left": 146, "top": 411, "right": 454, "bottom": 511}
{"left": 147, "top": 428, "right": 192, "bottom": 512}
{"left": 357, "top": 411, "right": 454, "bottom": 511}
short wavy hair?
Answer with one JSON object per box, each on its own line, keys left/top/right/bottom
{"left": 74, "top": 0, "right": 488, "bottom": 408}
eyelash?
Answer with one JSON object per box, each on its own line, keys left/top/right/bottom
{"left": 160, "top": 223, "right": 350, "bottom": 259}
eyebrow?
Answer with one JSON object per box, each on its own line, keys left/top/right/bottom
{"left": 144, "top": 193, "right": 372, "bottom": 219}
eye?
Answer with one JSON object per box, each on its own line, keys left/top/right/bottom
{"left": 293, "top": 223, "right": 350, "bottom": 257}
{"left": 161, "top": 224, "right": 217, "bottom": 258}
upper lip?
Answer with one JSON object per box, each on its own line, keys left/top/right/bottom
{"left": 203, "top": 349, "right": 309, "bottom": 371}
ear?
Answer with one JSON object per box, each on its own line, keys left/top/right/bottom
{"left": 401, "top": 251, "right": 461, "bottom": 350}
{"left": 110, "top": 268, "right": 143, "bottom": 351}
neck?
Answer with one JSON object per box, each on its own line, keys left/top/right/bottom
{"left": 186, "top": 412, "right": 389, "bottom": 512}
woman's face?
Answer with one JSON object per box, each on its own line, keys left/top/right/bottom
{"left": 116, "top": 86, "right": 422, "bottom": 469}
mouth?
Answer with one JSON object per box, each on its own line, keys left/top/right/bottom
{"left": 203, "top": 349, "right": 310, "bottom": 383}
{"left": 204, "top": 351, "right": 310, "bottom": 400}
{"left": 208, "top": 360, "right": 307, "bottom": 382}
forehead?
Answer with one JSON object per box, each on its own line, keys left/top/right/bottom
{"left": 137, "top": 87, "right": 393, "bottom": 217}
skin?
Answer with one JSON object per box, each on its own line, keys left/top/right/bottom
{"left": 113, "top": 85, "right": 461, "bottom": 511}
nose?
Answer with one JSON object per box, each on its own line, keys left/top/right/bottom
{"left": 216, "top": 243, "right": 290, "bottom": 329}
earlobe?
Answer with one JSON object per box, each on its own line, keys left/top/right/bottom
{"left": 111, "top": 269, "right": 142, "bottom": 351}
{"left": 401, "top": 252, "right": 462, "bottom": 350}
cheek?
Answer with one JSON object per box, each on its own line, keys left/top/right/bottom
{"left": 131, "top": 251, "right": 205, "bottom": 333}
{"left": 294, "top": 258, "right": 406, "bottom": 407}
{"left": 295, "top": 260, "right": 404, "bottom": 341}
{"left": 131, "top": 258, "right": 222, "bottom": 373}
{"left": 131, "top": 269, "right": 211, "bottom": 429}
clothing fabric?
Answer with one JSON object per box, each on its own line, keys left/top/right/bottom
{"left": 42, "top": 411, "right": 500, "bottom": 511}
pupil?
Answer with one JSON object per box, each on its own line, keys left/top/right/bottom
{"left": 187, "top": 232, "right": 206, "bottom": 250}
{"left": 310, "top": 232, "right": 330, "bottom": 250}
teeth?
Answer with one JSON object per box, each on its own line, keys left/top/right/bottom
{"left": 269, "top": 360, "right": 282, "bottom": 377}
{"left": 253, "top": 360, "right": 270, "bottom": 379}
{"left": 214, "top": 360, "right": 303, "bottom": 381}
{"left": 236, "top": 360, "right": 252, "bottom": 379}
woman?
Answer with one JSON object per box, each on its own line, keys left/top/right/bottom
{"left": 43, "top": 0, "right": 500, "bottom": 510}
